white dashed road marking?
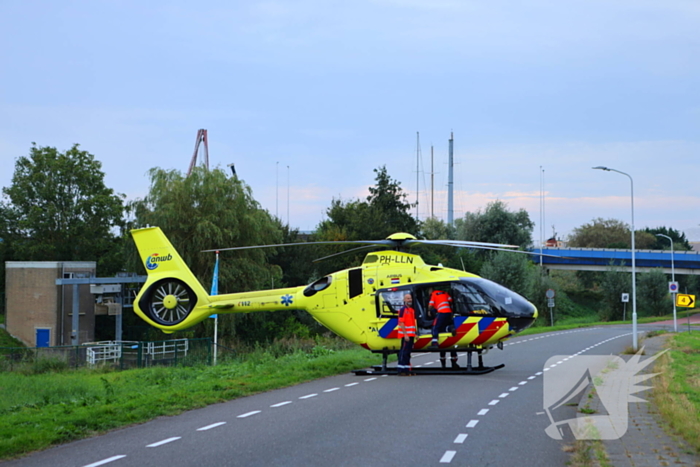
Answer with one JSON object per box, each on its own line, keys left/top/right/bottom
{"left": 466, "top": 420, "right": 479, "bottom": 428}
{"left": 270, "top": 401, "right": 292, "bottom": 408}
{"left": 146, "top": 437, "right": 181, "bottom": 448}
{"left": 299, "top": 394, "right": 317, "bottom": 400}
{"left": 197, "top": 422, "right": 226, "bottom": 431}
{"left": 454, "top": 433, "right": 468, "bottom": 444}
{"left": 82, "top": 455, "right": 127, "bottom": 467}
{"left": 237, "top": 410, "right": 261, "bottom": 418}
{"left": 477, "top": 409, "right": 489, "bottom": 416}
{"left": 440, "top": 451, "right": 457, "bottom": 463}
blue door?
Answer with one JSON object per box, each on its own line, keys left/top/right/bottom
{"left": 36, "top": 328, "right": 50, "bottom": 347}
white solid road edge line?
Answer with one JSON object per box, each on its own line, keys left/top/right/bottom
{"left": 82, "top": 455, "right": 127, "bottom": 467}
{"left": 146, "top": 437, "right": 181, "bottom": 448}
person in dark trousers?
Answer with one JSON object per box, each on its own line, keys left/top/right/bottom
{"left": 429, "top": 288, "right": 460, "bottom": 369}
{"left": 397, "top": 293, "right": 416, "bottom": 376}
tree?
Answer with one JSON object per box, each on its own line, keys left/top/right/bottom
{"left": 315, "top": 166, "right": 419, "bottom": 273}
{"left": 637, "top": 269, "right": 670, "bottom": 317}
{"left": 599, "top": 262, "right": 631, "bottom": 321}
{"left": 568, "top": 218, "right": 655, "bottom": 249}
{"left": 643, "top": 226, "right": 693, "bottom": 251}
{"left": 0, "top": 144, "right": 125, "bottom": 274}
{"left": 127, "top": 166, "right": 289, "bottom": 344}
{"left": 479, "top": 250, "right": 533, "bottom": 299}
{"left": 454, "top": 200, "right": 534, "bottom": 248}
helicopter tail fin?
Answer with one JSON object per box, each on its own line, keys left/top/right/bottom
{"left": 131, "top": 227, "right": 212, "bottom": 331}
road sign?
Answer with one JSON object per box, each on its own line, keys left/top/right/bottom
{"left": 669, "top": 281, "right": 679, "bottom": 293}
{"left": 546, "top": 289, "right": 555, "bottom": 299}
{"left": 621, "top": 293, "right": 629, "bottom": 303}
{"left": 676, "top": 294, "right": 696, "bottom": 308}
{"left": 547, "top": 299, "right": 555, "bottom": 308}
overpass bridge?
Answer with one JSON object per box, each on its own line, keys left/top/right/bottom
{"left": 533, "top": 248, "right": 700, "bottom": 275}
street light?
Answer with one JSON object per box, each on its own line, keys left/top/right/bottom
{"left": 592, "top": 166, "right": 638, "bottom": 350}
{"left": 656, "top": 233, "right": 677, "bottom": 332}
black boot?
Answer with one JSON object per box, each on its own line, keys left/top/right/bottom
{"left": 440, "top": 359, "right": 447, "bottom": 369}
{"left": 451, "top": 360, "right": 460, "bottom": 369}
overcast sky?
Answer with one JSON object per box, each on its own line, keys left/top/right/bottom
{"left": 2, "top": 1, "right": 699, "bottom": 242}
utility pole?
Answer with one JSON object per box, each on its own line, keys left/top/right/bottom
{"left": 431, "top": 145, "right": 434, "bottom": 219}
{"left": 416, "top": 132, "right": 420, "bottom": 221}
{"left": 447, "top": 132, "right": 454, "bottom": 226}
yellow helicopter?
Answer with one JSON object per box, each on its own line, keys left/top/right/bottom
{"left": 131, "top": 227, "right": 538, "bottom": 375}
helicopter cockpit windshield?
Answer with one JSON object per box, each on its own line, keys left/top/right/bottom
{"left": 452, "top": 278, "right": 535, "bottom": 318}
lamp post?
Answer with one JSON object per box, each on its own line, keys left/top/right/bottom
{"left": 656, "top": 233, "right": 677, "bottom": 332}
{"left": 593, "top": 166, "right": 638, "bottom": 350}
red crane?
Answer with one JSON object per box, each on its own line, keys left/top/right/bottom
{"left": 187, "top": 129, "right": 209, "bottom": 176}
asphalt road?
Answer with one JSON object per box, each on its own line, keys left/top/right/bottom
{"left": 3, "top": 325, "right": 663, "bottom": 467}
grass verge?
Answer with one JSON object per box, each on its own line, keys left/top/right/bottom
{"left": 0, "top": 343, "right": 384, "bottom": 460}
{"left": 651, "top": 332, "right": 700, "bottom": 455}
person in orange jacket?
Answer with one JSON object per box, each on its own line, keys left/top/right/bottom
{"left": 429, "top": 288, "right": 460, "bottom": 369}
{"left": 397, "top": 293, "right": 417, "bottom": 376}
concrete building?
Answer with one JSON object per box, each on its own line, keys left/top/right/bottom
{"left": 5, "top": 261, "right": 96, "bottom": 347}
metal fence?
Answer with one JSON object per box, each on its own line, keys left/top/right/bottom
{"left": 0, "top": 338, "right": 213, "bottom": 372}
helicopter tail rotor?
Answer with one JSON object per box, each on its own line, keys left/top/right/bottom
{"left": 131, "top": 227, "right": 211, "bottom": 330}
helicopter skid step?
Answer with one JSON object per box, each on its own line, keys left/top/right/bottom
{"left": 352, "top": 363, "right": 504, "bottom": 376}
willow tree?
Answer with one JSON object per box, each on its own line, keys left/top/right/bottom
{"left": 127, "top": 166, "right": 286, "bottom": 344}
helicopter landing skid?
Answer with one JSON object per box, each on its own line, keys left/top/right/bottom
{"left": 352, "top": 363, "right": 504, "bottom": 376}
{"left": 352, "top": 348, "right": 504, "bottom": 376}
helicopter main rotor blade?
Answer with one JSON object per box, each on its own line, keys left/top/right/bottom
{"left": 312, "top": 245, "right": 381, "bottom": 263}
{"left": 201, "top": 240, "right": 391, "bottom": 253}
{"left": 407, "top": 239, "right": 519, "bottom": 249}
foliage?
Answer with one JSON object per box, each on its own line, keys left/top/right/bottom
{"left": 567, "top": 217, "right": 655, "bottom": 249}
{"left": 0, "top": 144, "right": 125, "bottom": 275}
{"left": 314, "top": 166, "right": 419, "bottom": 273}
{"left": 420, "top": 216, "right": 454, "bottom": 240}
{"left": 454, "top": 200, "right": 534, "bottom": 248}
{"left": 479, "top": 250, "right": 533, "bottom": 298}
{"left": 637, "top": 268, "right": 670, "bottom": 316}
{"left": 599, "top": 262, "right": 631, "bottom": 321}
{"left": 643, "top": 226, "right": 693, "bottom": 251}
{"left": 126, "top": 166, "right": 289, "bottom": 343}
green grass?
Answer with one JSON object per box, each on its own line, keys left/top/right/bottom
{"left": 652, "top": 332, "right": 700, "bottom": 454}
{"left": 0, "top": 343, "right": 384, "bottom": 460}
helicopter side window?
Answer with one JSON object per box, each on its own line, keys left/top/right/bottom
{"left": 348, "top": 268, "right": 362, "bottom": 298}
{"left": 377, "top": 290, "right": 405, "bottom": 318}
{"left": 303, "top": 275, "right": 333, "bottom": 297}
